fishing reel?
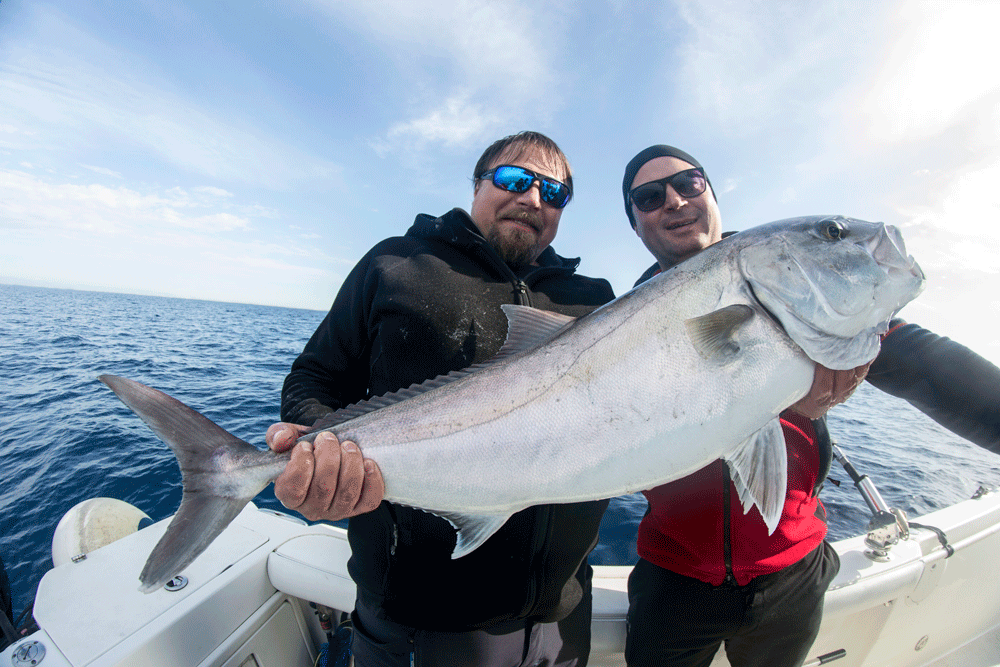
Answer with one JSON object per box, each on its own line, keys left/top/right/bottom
{"left": 862, "top": 507, "right": 910, "bottom": 562}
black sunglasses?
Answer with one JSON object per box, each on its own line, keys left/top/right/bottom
{"left": 479, "top": 165, "right": 572, "bottom": 209}
{"left": 629, "top": 168, "right": 708, "bottom": 212}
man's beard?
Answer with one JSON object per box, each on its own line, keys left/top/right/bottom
{"left": 485, "top": 225, "right": 536, "bottom": 269}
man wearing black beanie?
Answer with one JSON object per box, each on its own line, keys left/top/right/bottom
{"left": 621, "top": 144, "right": 848, "bottom": 667}
{"left": 621, "top": 145, "right": 713, "bottom": 228}
{"left": 620, "top": 144, "right": 1000, "bottom": 667}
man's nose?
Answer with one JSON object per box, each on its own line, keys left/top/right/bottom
{"left": 662, "top": 184, "right": 686, "bottom": 210}
{"left": 514, "top": 180, "right": 543, "bottom": 207}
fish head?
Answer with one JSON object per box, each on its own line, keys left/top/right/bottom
{"left": 736, "top": 215, "right": 925, "bottom": 369}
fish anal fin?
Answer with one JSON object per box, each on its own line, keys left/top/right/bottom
{"left": 724, "top": 417, "right": 788, "bottom": 535}
{"left": 432, "top": 511, "right": 513, "bottom": 559}
{"left": 685, "top": 304, "right": 755, "bottom": 360}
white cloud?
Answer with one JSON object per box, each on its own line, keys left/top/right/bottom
{"left": 671, "top": 0, "right": 873, "bottom": 134}
{"left": 304, "top": 0, "right": 567, "bottom": 154}
{"left": 0, "top": 169, "right": 248, "bottom": 234}
{"left": 857, "top": 0, "right": 1000, "bottom": 144}
{"left": 193, "top": 186, "right": 234, "bottom": 198}
{"left": 80, "top": 164, "right": 124, "bottom": 179}
{"left": 843, "top": 1, "right": 1000, "bottom": 271}
{"left": 0, "top": 124, "right": 35, "bottom": 136}
{"left": 164, "top": 210, "right": 250, "bottom": 232}
{"left": 0, "top": 166, "right": 351, "bottom": 309}
{"left": 379, "top": 93, "right": 502, "bottom": 152}
{"left": 718, "top": 178, "right": 739, "bottom": 196}
{"left": 0, "top": 7, "right": 343, "bottom": 190}
{"left": 891, "top": 160, "right": 1000, "bottom": 273}
{"left": 305, "top": 0, "right": 555, "bottom": 90}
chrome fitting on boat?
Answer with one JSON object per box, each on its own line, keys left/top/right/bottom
{"left": 11, "top": 639, "right": 46, "bottom": 666}
{"left": 864, "top": 507, "right": 909, "bottom": 562}
{"left": 164, "top": 575, "right": 189, "bottom": 592}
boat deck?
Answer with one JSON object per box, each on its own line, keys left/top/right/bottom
{"left": 5, "top": 490, "right": 1000, "bottom": 666}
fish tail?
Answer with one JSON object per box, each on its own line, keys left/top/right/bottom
{"left": 98, "top": 375, "right": 274, "bottom": 593}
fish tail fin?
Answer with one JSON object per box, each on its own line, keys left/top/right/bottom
{"left": 725, "top": 418, "right": 788, "bottom": 534}
{"left": 98, "top": 375, "right": 273, "bottom": 593}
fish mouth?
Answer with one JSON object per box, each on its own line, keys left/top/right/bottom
{"left": 867, "top": 223, "right": 925, "bottom": 280}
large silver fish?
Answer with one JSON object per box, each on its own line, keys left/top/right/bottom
{"left": 100, "top": 215, "right": 924, "bottom": 593}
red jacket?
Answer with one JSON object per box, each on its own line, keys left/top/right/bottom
{"left": 636, "top": 411, "right": 828, "bottom": 586}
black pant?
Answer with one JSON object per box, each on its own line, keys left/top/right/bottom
{"left": 625, "top": 542, "right": 839, "bottom": 667}
{"left": 350, "top": 582, "right": 594, "bottom": 667}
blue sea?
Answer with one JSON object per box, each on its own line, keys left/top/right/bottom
{"left": 2, "top": 283, "right": 999, "bottom": 619}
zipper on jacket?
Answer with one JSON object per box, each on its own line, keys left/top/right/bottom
{"left": 466, "top": 226, "right": 534, "bottom": 307}
{"left": 513, "top": 279, "right": 531, "bottom": 306}
{"left": 722, "top": 467, "right": 736, "bottom": 586}
{"left": 508, "top": 274, "right": 552, "bottom": 617}
{"left": 466, "top": 222, "right": 579, "bottom": 619}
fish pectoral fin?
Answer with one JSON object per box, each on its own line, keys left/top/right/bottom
{"left": 433, "top": 511, "right": 513, "bottom": 559}
{"left": 685, "top": 305, "right": 755, "bottom": 360}
{"left": 724, "top": 417, "right": 788, "bottom": 535}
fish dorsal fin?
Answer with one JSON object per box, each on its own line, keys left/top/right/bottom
{"left": 311, "top": 306, "right": 577, "bottom": 432}
{"left": 724, "top": 417, "right": 788, "bottom": 534}
{"left": 430, "top": 510, "right": 514, "bottom": 559}
{"left": 310, "top": 368, "right": 480, "bottom": 430}
{"left": 498, "top": 304, "right": 576, "bottom": 358}
{"left": 685, "top": 304, "right": 755, "bottom": 360}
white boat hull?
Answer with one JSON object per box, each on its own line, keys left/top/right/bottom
{"left": 5, "top": 490, "right": 1000, "bottom": 666}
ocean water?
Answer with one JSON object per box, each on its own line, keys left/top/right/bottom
{"left": 2, "top": 283, "right": 999, "bottom": 618}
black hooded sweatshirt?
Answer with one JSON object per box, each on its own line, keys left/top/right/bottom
{"left": 281, "top": 208, "right": 616, "bottom": 631}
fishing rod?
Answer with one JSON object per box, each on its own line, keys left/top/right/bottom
{"left": 832, "top": 443, "right": 956, "bottom": 561}
{"left": 832, "top": 444, "right": 910, "bottom": 561}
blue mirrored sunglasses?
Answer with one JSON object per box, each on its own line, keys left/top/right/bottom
{"left": 479, "top": 165, "right": 572, "bottom": 209}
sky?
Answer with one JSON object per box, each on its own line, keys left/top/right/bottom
{"left": 2, "top": 0, "right": 999, "bottom": 365}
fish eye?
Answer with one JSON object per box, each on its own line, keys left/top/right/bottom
{"left": 821, "top": 219, "right": 848, "bottom": 240}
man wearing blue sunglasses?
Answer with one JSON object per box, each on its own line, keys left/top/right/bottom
{"left": 266, "top": 131, "right": 614, "bottom": 666}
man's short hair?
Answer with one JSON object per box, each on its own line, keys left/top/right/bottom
{"left": 473, "top": 131, "right": 573, "bottom": 197}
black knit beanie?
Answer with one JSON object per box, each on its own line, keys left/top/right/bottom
{"left": 622, "top": 145, "right": 714, "bottom": 228}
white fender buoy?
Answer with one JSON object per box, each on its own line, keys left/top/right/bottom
{"left": 52, "top": 498, "right": 151, "bottom": 567}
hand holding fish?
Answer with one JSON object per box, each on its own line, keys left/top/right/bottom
{"left": 267, "top": 423, "right": 385, "bottom": 521}
{"left": 789, "top": 362, "right": 872, "bottom": 419}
